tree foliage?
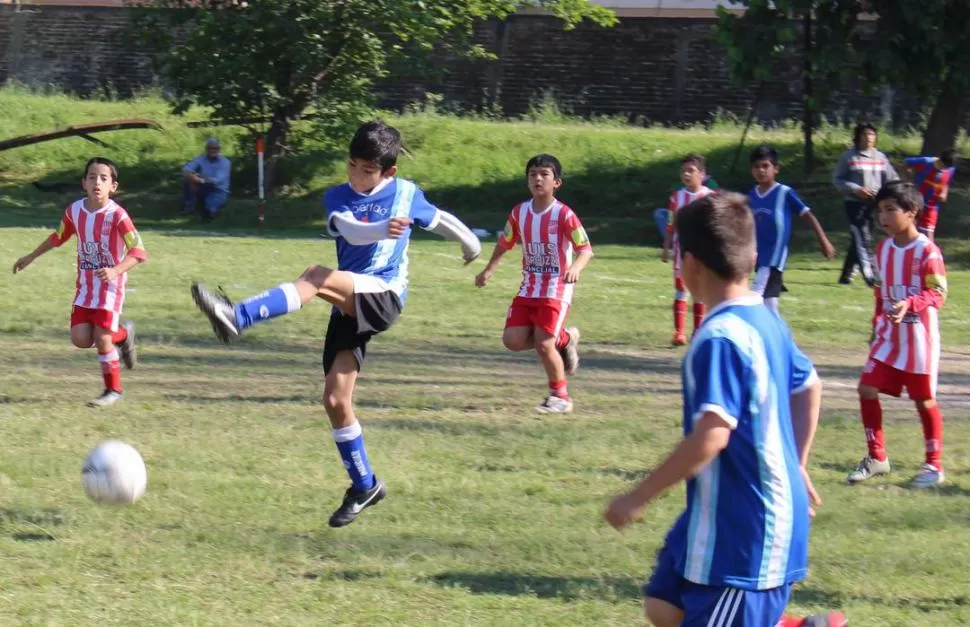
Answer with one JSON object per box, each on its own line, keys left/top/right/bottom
{"left": 131, "top": 0, "right": 616, "bottom": 190}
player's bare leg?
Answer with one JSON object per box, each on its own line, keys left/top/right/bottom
{"left": 847, "top": 383, "right": 891, "bottom": 483}
{"left": 70, "top": 323, "right": 95, "bottom": 349}
{"left": 88, "top": 327, "right": 123, "bottom": 408}
{"left": 324, "top": 350, "right": 385, "bottom": 528}
{"left": 190, "top": 264, "right": 357, "bottom": 343}
{"left": 502, "top": 326, "right": 534, "bottom": 352}
{"left": 644, "top": 597, "right": 683, "bottom": 627}
{"left": 534, "top": 328, "right": 572, "bottom": 414}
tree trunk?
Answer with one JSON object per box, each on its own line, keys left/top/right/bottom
{"left": 802, "top": 11, "right": 815, "bottom": 176}
{"left": 921, "top": 74, "right": 964, "bottom": 156}
{"left": 263, "top": 112, "right": 292, "bottom": 193}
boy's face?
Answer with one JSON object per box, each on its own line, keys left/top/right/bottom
{"left": 859, "top": 129, "right": 877, "bottom": 150}
{"left": 82, "top": 164, "right": 118, "bottom": 203}
{"left": 681, "top": 163, "right": 704, "bottom": 190}
{"left": 347, "top": 158, "right": 396, "bottom": 194}
{"left": 751, "top": 159, "right": 779, "bottom": 186}
{"left": 527, "top": 166, "right": 562, "bottom": 198}
{"left": 876, "top": 198, "right": 917, "bottom": 236}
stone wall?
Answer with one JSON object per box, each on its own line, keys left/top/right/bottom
{"left": 0, "top": 3, "right": 922, "bottom": 126}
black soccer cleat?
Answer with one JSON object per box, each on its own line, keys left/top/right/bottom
{"left": 191, "top": 282, "right": 239, "bottom": 344}
{"left": 119, "top": 320, "right": 137, "bottom": 369}
{"left": 328, "top": 477, "right": 386, "bottom": 528}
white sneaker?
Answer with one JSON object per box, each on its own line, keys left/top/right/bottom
{"left": 87, "top": 389, "right": 123, "bottom": 408}
{"left": 911, "top": 463, "right": 945, "bottom": 488}
{"left": 536, "top": 395, "right": 573, "bottom": 414}
{"left": 846, "top": 456, "right": 891, "bottom": 484}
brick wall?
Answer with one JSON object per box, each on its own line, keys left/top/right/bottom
{"left": 0, "top": 4, "right": 921, "bottom": 126}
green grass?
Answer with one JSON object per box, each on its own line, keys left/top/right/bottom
{"left": 2, "top": 229, "right": 970, "bottom": 625}
{"left": 3, "top": 88, "right": 970, "bottom": 624}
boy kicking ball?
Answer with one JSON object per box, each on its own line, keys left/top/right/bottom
{"left": 606, "top": 193, "right": 845, "bottom": 627}
{"left": 190, "top": 120, "right": 481, "bottom": 527}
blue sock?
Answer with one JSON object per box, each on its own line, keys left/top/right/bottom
{"left": 233, "top": 282, "right": 301, "bottom": 330}
{"left": 333, "top": 422, "right": 375, "bottom": 491}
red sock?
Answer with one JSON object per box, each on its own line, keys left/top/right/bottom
{"left": 775, "top": 617, "right": 801, "bottom": 627}
{"left": 775, "top": 614, "right": 846, "bottom": 627}
{"left": 549, "top": 379, "right": 569, "bottom": 400}
{"left": 555, "top": 328, "right": 570, "bottom": 350}
{"left": 860, "top": 397, "right": 886, "bottom": 461}
{"left": 692, "top": 302, "right": 706, "bottom": 333}
{"left": 917, "top": 404, "right": 943, "bottom": 469}
{"left": 673, "top": 300, "right": 687, "bottom": 335}
{"left": 111, "top": 327, "right": 128, "bottom": 345}
{"left": 98, "top": 348, "right": 122, "bottom": 393}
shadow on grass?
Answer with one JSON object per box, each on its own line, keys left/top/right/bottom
{"left": 425, "top": 570, "right": 641, "bottom": 601}
{"left": 794, "top": 586, "right": 970, "bottom": 613}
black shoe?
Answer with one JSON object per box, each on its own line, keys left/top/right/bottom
{"left": 191, "top": 283, "right": 239, "bottom": 344}
{"left": 838, "top": 276, "right": 852, "bottom": 285}
{"left": 119, "top": 320, "right": 137, "bottom": 369}
{"left": 328, "top": 477, "right": 386, "bottom": 528}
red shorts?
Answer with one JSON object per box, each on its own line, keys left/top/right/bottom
{"left": 860, "top": 358, "right": 935, "bottom": 401}
{"left": 505, "top": 297, "right": 570, "bottom": 337}
{"left": 71, "top": 306, "right": 120, "bottom": 333}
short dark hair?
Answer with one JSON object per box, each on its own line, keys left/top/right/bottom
{"left": 525, "top": 154, "right": 562, "bottom": 179}
{"left": 349, "top": 120, "right": 401, "bottom": 172}
{"left": 939, "top": 147, "right": 957, "bottom": 168}
{"left": 853, "top": 122, "right": 878, "bottom": 148}
{"left": 675, "top": 192, "right": 755, "bottom": 282}
{"left": 749, "top": 144, "right": 778, "bottom": 165}
{"left": 682, "top": 153, "right": 706, "bottom": 171}
{"left": 83, "top": 157, "right": 119, "bottom": 182}
{"left": 875, "top": 180, "right": 924, "bottom": 216}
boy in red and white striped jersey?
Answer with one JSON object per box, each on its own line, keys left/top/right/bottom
{"left": 13, "top": 157, "right": 147, "bottom": 408}
{"left": 476, "top": 154, "right": 593, "bottom": 413}
{"left": 662, "top": 154, "right": 716, "bottom": 346}
{"left": 847, "top": 181, "right": 948, "bottom": 488}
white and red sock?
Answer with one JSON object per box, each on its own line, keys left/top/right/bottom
{"left": 673, "top": 300, "right": 687, "bottom": 336}
{"left": 917, "top": 404, "right": 944, "bottom": 469}
{"left": 98, "top": 348, "right": 121, "bottom": 393}
{"left": 549, "top": 379, "right": 569, "bottom": 400}
{"left": 860, "top": 397, "right": 886, "bottom": 461}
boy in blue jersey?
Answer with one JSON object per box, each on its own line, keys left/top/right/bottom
{"left": 190, "top": 121, "right": 482, "bottom": 527}
{"left": 749, "top": 145, "right": 835, "bottom": 313}
{"left": 606, "top": 193, "right": 845, "bottom": 627}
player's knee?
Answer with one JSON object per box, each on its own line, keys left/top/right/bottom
{"left": 533, "top": 333, "right": 556, "bottom": 354}
{"left": 916, "top": 398, "right": 937, "bottom": 411}
{"left": 643, "top": 597, "right": 682, "bottom": 627}
{"left": 857, "top": 384, "right": 879, "bottom": 399}
{"left": 322, "top": 390, "right": 352, "bottom": 415}
{"left": 301, "top": 264, "right": 331, "bottom": 287}
{"left": 70, "top": 335, "right": 93, "bottom": 349}
{"left": 502, "top": 332, "right": 529, "bottom": 352}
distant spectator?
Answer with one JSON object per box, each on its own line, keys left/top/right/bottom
{"left": 182, "top": 137, "right": 231, "bottom": 220}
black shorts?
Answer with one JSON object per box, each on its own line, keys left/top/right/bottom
{"left": 753, "top": 266, "right": 785, "bottom": 299}
{"left": 322, "top": 290, "right": 402, "bottom": 374}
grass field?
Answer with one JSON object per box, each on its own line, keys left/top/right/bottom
{"left": 2, "top": 88, "right": 970, "bottom": 625}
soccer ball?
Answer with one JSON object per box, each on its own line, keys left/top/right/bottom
{"left": 81, "top": 441, "right": 147, "bottom": 505}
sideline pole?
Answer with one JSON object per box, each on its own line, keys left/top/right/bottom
{"left": 256, "top": 135, "right": 265, "bottom": 229}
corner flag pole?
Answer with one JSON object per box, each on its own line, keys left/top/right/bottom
{"left": 256, "top": 135, "right": 265, "bottom": 228}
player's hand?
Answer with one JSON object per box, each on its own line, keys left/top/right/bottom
{"left": 387, "top": 217, "right": 412, "bottom": 239}
{"left": 801, "top": 466, "right": 821, "bottom": 518}
{"left": 820, "top": 238, "right": 836, "bottom": 260}
{"left": 563, "top": 267, "right": 581, "bottom": 283}
{"left": 475, "top": 268, "right": 493, "bottom": 288}
{"left": 888, "top": 299, "right": 909, "bottom": 324}
{"left": 12, "top": 255, "right": 33, "bottom": 274}
{"left": 854, "top": 187, "right": 873, "bottom": 200}
{"left": 605, "top": 493, "right": 643, "bottom": 530}
{"left": 462, "top": 247, "right": 481, "bottom": 266}
{"left": 96, "top": 266, "right": 119, "bottom": 281}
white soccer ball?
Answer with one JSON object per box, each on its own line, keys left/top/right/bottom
{"left": 81, "top": 441, "right": 147, "bottom": 505}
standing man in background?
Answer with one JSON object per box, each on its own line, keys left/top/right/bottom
{"left": 182, "top": 136, "right": 231, "bottom": 221}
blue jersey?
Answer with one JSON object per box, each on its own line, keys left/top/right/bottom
{"left": 324, "top": 178, "right": 440, "bottom": 304}
{"left": 665, "top": 295, "right": 817, "bottom": 591}
{"left": 749, "top": 183, "right": 809, "bottom": 270}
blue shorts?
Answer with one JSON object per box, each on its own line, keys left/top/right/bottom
{"left": 642, "top": 544, "right": 792, "bottom": 627}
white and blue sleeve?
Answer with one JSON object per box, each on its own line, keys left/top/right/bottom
{"left": 688, "top": 337, "right": 746, "bottom": 430}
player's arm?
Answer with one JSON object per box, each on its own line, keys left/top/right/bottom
{"left": 476, "top": 214, "right": 518, "bottom": 287}
{"left": 789, "top": 341, "right": 823, "bottom": 512}
{"left": 833, "top": 152, "right": 870, "bottom": 199}
{"left": 605, "top": 413, "right": 731, "bottom": 530}
{"left": 661, "top": 197, "right": 675, "bottom": 262}
{"left": 563, "top": 213, "right": 593, "bottom": 283}
{"left": 427, "top": 210, "right": 482, "bottom": 264}
{"left": 13, "top": 211, "right": 75, "bottom": 274}
{"left": 97, "top": 217, "right": 148, "bottom": 282}
{"left": 883, "top": 154, "right": 900, "bottom": 183}
{"left": 892, "top": 253, "right": 947, "bottom": 322}
{"left": 791, "top": 190, "right": 834, "bottom": 260}
{"left": 329, "top": 212, "right": 410, "bottom": 245}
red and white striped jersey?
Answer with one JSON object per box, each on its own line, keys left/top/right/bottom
{"left": 669, "top": 186, "right": 715, "bottom": 274}
{"left": 498, "top": 199, "right": 591, "bottom": 303}
{"left": 869, "top": 234, "right": 947, "bottom": 375}
{"left": 48, "top": 199, "right": 147, "bottom": 313}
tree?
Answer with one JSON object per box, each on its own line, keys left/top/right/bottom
{"left": 131, "top": 0, "right": 616, "bottom": 190}
{"left": 715, "top": 0, "right": 863, "bottom": 174}
{"left": 865, "top": 0, "right": 970, "bottom": 155}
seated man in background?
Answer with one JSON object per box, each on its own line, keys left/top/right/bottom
{"left": 182, "top": 137, "right": 231, "bottom": 220}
